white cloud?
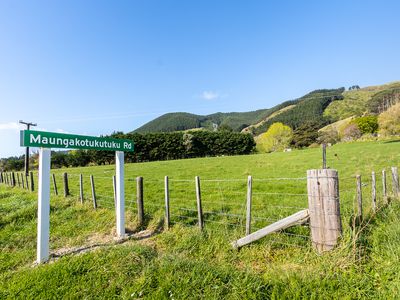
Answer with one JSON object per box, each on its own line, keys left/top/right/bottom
{"left": 55, "top": 128, "right": 70, "bottom": 134}
{"left": 201, "top": 91, "right": 221, "bottom": 100}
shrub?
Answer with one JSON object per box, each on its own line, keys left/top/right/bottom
{"left": 378, "top": 102, "right": 400, "bottom": 136}
{"left": 353, "top": 116, "right": 378, "bottom": 134}
{"left": 257, "top": 122, "right": 293, "bottom": 153}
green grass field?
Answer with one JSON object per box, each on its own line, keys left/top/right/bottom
{"left": 1, "top": 140, "right": 400, "bottom": 299}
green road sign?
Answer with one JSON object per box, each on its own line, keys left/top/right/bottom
{"left": 20, "top": 130, "right": 134, "bottom": 152}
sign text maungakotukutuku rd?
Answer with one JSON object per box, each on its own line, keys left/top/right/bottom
{"left": 20, "top": 130, "right": 134, "bottom": 152}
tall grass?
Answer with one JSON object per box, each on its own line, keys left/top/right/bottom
{"left": 1, "top": 140, "right": 400, "bottom": 299}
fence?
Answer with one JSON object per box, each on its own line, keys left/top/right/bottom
{"left": 1, "top": 166, "right": 399, "bottom": 251}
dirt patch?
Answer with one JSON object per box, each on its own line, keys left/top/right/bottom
{"left": 40, "top": 228, "right": 161, "bottom": 265}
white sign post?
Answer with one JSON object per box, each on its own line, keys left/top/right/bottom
{"left": 115, "top": 151, "right": 125, "bottom": 237}
{"left": 20, "top": 130, "right": 134, "bottom": 263}
{"left": 37, "top": 148, "right": 51, "bottom": 263}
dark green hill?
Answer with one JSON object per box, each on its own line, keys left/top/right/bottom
{"left": 134, "top": 88, "right": 346, "bottom": 134}
{"left": 134, "top": 109, "right": 278, "bottom": 133}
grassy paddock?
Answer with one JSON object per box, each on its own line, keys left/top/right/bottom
{"left": 1, "top": 140, "right": 400, "bottom": 299}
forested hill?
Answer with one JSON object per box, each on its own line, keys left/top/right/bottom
{"left": 134, "top": 88, "right": 345, "bottom": 134}
{"left": 134, "top": 109, "right": 273, "bottom": 133}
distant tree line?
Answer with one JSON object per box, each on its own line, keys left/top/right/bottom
{"left": 0, "top": 131, "right": 255, "bottom": 171}
{"left": 348, "top": 85, "right": 360, "bottom": 90}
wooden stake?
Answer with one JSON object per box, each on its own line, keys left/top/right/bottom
{"left": 21, "top": 173, "right": 25, "bottom": 189}
{"left": 232, "top": 209, "right": 309, "bottom": 249}
{"left": 356, "top": 175, "right": 363, "bottom": 220}
{"left": 25, "top": 174, "right": 29, "bottom": 190}
{"left": 372, "top": 171, "right": 376, "bottom": 212}
{"left": 52, "top": 173, "right": 58, "bottom": 196}
{"left": 391, "top": 167, "right": 399, "bottom": 198}
{"left": 246, "top": 175, "right": 252, "bottom": 235}
{"left": 382, "top": 170, "right": 387, "bottom": 202}
{"left": 29, "top": 171, "right": 34, "bottom": 191}
{"left": 307, "top": 169, "right": 342, "bottom": 252}
{"left": 11, "top": 172, "right": 16, "bottom": 187}
{"left": 136, "top": 176, "right": 144, "bottom": 226}
{"left": 165, "top": 176, "right": 170, "bottom": 229}
{"left": 90, "top": 175, "right": 97, "bottom": 209}
{"left": 79, "top": 174, "right": 84, "bottom": 204}
{"left": 16, "top": 172, "right": 21, "bottom": 187}
{"left": 195, "top": 176, "right": 204, "bottom": 230}
{"left": 322, "top": 144, "right": 327, "bottom": 169}
{"left": 63, "top": 172, "right": 69, "bottom": 197}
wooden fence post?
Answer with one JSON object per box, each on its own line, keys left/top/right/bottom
{"left": 356, "top": 175, "right": 363, "bottom": 220}
{"left": 79, "top": 174, "right": 84, "bottom": 204}
{"left": 307, "top": 169, "right": 342, "bottom": 252}
{"left": 372, "top": 172, "right": 376, "bottom": 212}
{"left": 195, "top": 176, "right": 204, "bottom": 231}
{"left": 63, "top": 172, "right": 69, "bottom": 197}
{"left": 246, "top": 175, "right": 252, "bottom": 235}
{"left": 17, "top": 172, "right": 21, "bottom": 187}
{"left": 29, "top": 171, "right": 34, "bottom": 191}
{"left": 25, "top": 173, "right": 29, "bottom": 190}
{"left": 165, "top": 176, "right": 170, "bottom": 229}
{"left": 382, "top": 170, "right": 387, "bottom": 203}
{"left": 90, "top": 175, "right": 97, "bottom": 209}
{"left": 322, "top": 144, "right": 327, "bottom": 169}
{"left": 11, "top": 172, "right": 16, "bottom": 187}
{"left": 136, "top": 177, "right": 144, "bottom": 226}
{"left": 391, "top": 167, "right": 399, "bottom": 198}
{"left": 21, "top": 173, "right": 25, "bottom": 189}
{"left": 52, "top": 174, "right": 58, "bottom": 195}
{"left": 0, "top": 172, "right": 3, "bottom": 184}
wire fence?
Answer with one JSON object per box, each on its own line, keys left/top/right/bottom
{"left": 1, "top": 166, "right": 399, "bottom": 249}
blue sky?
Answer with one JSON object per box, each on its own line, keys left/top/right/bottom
{"left": 1, "top": 0, "right": 400, "bottom": 158}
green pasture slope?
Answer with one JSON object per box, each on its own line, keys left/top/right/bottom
{"left": 1, "top": 140, "right": 400, "bottom": 299}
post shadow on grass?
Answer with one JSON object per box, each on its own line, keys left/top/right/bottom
{"left": 135, "top": 212, "right": 153, "bottom": 231}
{"left": 383, "top": 139, "right": 400, "bottom": 144}
{"left": 127, "top": 217, "right": 165, "bottom": 240}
